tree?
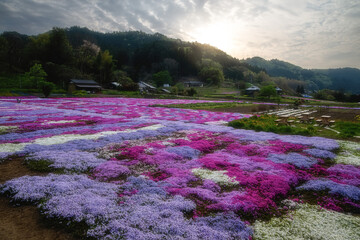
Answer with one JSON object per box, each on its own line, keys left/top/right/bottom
{"left": 152, "top": 70, "right": 172, "bottom": 87}
{"left": 47, "top": 27, "right": 73, "bottom": 65}
{"left": 256, "top": 71, "right": 271, "bottom": 83}
{"left": 186, "top": 87, "right": 197, "bottom": 96}
{"left": 0, "top": 36, "right": 9, "bottom": 70}
{"left": 75, "top": 40, "right": 100, "bottom": 74}
{"left": 296, "top": 85, "right": 305, "bottom": 95}
{"left": 39, "top": 81, "right": 56, "bottom": 97}
{"left": 113, "top": 70, "right": 138, "bottom": 91}
{"left": 171, "top": 82, "right": 185, "bottom": 95}
{"left": 95, "top": 50, "right": 114, "bottom": 86}
{"left": 225, "top": 66, "right": 245, "bottom": 81}
{"left": 23, "top": 63, "right": 47, "bottom": 88}
{"left": 26, "top": 33, "right": 50, "bottom": 63}
{"left": 198, "top": 67, "right": 224, "bottom": 86}
{"left": 259, "top": 85, "right": 277, "bottom": 99}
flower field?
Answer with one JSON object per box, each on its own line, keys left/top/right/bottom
{"left": 1, "top": 97, "right": 360, "bottom": 239}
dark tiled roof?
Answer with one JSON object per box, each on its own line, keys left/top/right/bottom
{"left": 70, "top": 79, "right": 99, "bottom": 85}
{"left": 75, "top": 84, "right": 101, "bottom": 88}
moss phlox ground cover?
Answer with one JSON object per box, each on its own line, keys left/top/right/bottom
{"left": 0, "top": 97, "right": 359, "bottom": 239}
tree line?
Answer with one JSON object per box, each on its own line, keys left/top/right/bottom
{"left": 1, "top": 26, "right": 317, "bottom": 96}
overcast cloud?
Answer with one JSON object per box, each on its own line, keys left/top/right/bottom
{"left": 0, "top": 0, "right": 359, "bottom": 69}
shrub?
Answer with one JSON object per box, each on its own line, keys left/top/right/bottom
{"left": 278, "top": 126, "right": 293, "bottom": 134}
{"left": 39, "top": 81, "right": 56, "bottom": 97}
{"left": 72, "top": 90, "right": 88, "bottom": 96}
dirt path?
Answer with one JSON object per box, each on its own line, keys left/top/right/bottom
{"left": 0, "top": 158, "right": 75, "bottom": 240}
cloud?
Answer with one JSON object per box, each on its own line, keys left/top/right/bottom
{"left": 0, "top": 0, "right": 359, "bottom": 68}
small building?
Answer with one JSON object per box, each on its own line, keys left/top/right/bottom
{"left": 275, "top": 87, "right": 282, "bottom": 94}
{"left": 68, "top": 79, "right": 102, "bottom": 94}
{"left": 179, "top": 77, "right": 204, "bottom": 87}
{"left": 183, "top": 81, "right": 203, "bottom": 87}
{"left": 245, "top": 85, "right": 260, "bottom": 96}
{"left": 138, "top": 81, "right": 156, "bottom": 93}
{"left": 110, "top": 82, "right": 121, "bottom": 89}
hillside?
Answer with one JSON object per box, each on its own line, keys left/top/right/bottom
{"left": 0, "top": 26, "right": 262, "bottom": 89}
{"left": 244, "top": 57, "right": 360, "bottom": 93}
{"left": 0, "top": 26, "right": 358, "bottom": 94}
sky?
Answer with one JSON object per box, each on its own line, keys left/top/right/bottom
{"left": 1, "top": 0, "right": 359, "bottom": 69}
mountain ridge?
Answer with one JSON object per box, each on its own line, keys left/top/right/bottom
{"left": 243, "top": 57, "right": 360, "bottom": 93}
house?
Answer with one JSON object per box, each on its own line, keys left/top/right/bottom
{"left": 110, "top": 82, "right": 121, "bottom": 89}
{"left": 138, "top": 81, "right": 156, "bottom": 93}
{"left": 183, "top": 80, "right": 203, "bottom": 87}
{"left": 245, "top": 85, "right": 260, "bottom": 96}
{"left": 68, "top": 79, "right": 102, "bottom": 93}
{"left": 275, "top": 87, "right": 282, "bottom": 94}
{"left": 179, "top": 77, "right": 204, "bottom": 87}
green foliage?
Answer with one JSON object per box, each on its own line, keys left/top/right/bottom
{"left": 296, "top": 85, "right": 305, "bottom": 94}
{"left": 39, "top": 81, "right": 56, "bottom": 97}
{"left": 314, "top": 89, "right": 336, "bottom": 101}
{"left": 198, "top": 66, "right": 224, "bottom": 86}
{"left": 186, "top": 87, "right": 197, "bottom": 96}
{"left": 102, "top": 90, "right": 122, "bottom": 95}
{"left": 47, "top": 27, "right": 73, "bottom": 65}
{"left": 25, "top": 159, "right": 53, "bottom": 172}
{"left": 229, "top": 114, "right": 360, "bottom": 139}
{"left": 335, "top": 121, "right": 360, "bottom": 138}
{"left": 229, "top": 115, "right": 313, "bottom": 136}
{"left": 113, "top": 70, "right": 138, "bottom": 91}
{"left": 152, "top": 70, "right": 172, "bottom": 87}
{"left": 171, "top": 82, "right": 185, "bottom": 95}
{"left": 75, "top": 40, "right": 100, "bottom": 74}
{"left": 23, "top": 63, "right": 47, "bottom": 89}
{"left": 72, "top": 90, "right": 88, "bottom": 96}
{"left": 95, "top": 50, "right": 114, "bottom": 86}
{"left": 259, "top": 85, "right": 277, "bottom": 99}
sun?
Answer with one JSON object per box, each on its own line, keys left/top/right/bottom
{"left": 192, "top": 22, "right": 234, "bottom": 53}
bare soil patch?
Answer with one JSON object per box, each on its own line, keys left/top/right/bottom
{"left": 0, "top": 157, "right": 75, "bottom": 240}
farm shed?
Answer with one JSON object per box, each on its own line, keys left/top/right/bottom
{"left": 68, "top": 79, "right": 102, "bottom": 93}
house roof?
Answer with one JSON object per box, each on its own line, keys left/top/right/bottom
{"left": 70, "top": 79, "right": 99, "bottom": 85}
{"left": 183, "top": 81, "right": 203, "bottom": 84}
{"left": 75, "top": 84, "right": 102, "bottom": 89}
{"left": 139, "top": 81, "right": 156, "bottom": 89}
{"left": 246, "top": 86, "right": 260, "bottom": 91}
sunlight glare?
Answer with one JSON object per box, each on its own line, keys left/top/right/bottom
{"left": 192, "top": 22, "right": 235, "bottom": 53}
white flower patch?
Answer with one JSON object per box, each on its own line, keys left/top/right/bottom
{"left": 0, "top": 143, "right": 28, "bottom": 153}
{"left": 41, "top": 120, "right": 77, "bottom": 125}
{"left": 138, "top": 124, "right": 163, "bottom": 131}
{"left": 34, "top": 124, "right": 165, "bottom": 146}
{"left": 253, "top": 202, "right": 360, "bottom": 240}
{"left": 192, "top": 168, "right": 238, "bottom": 186}
{"left": 335, "top": 140, "right": 360, "bottom": 166}
{"left": 161, "top": 141, "right": 177, "bottom": 147}
{"left": 204, "top": 120, "right": 228, "bottom": 125}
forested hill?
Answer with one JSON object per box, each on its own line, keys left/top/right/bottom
{"left": 244, "top": 57, "right": 360, "bottom": 94}
{"left": 64, "top": 26, "right": 262, "bottom": 80}
{"left": 0, "top": 26, "right": 261, "bottom": 89}
{"left": 1, "top": 26, "right": 358, "bottom": 94}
